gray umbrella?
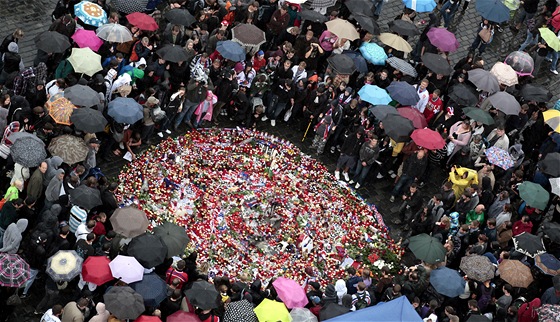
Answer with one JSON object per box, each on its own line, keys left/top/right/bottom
{"left": 299, "top": 9, "right": 328, "bottom": 22}
{"left": 486, "top": 91, "right": 521, "bottom": 115}
{"left": 448, "top": 83, "right": 479, "bottom": 106}
{"left": 69, "top": 185, "right": 102, "bottom": 210}
{"left": 353, "top": 14, "right": 380, "bottom": 35}
{"left": 389, "top": 19, "right": 420, "bottom": 37}
{"left": 386, "top": 57, "right": 418, "bottom": 77}
{"left": 10, "top": 135, "right": 46, "bottom": 167}
{"left": 369, "top": 105, "right": 399, "bottom": 120}
{"left": 345, "top": 0, "right": 374, "bottom": 15}
{"left": 103, "top": 286, "right": 145, "bottom": 320}
{"left": 64, "top": 85, "right": 101, "bottom": 107}
{"left": 467, "top": 68, "right": 500, "bottom": 93}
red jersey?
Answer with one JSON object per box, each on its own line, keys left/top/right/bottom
{"left": 423, "top": 94, "right": 443, "bottom": 123}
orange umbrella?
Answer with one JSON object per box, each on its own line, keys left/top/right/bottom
{"left": 45, "top": 95, "right": 76, "bottom": 125}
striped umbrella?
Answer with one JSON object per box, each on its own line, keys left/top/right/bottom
{"left": 0, "top": 253, "right": 31, "bottom": 288}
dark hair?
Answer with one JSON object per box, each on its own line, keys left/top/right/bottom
{"left": 52, "top": 304, "right": 63, "bottom": 316}
{"left": 503, "top": 284, "right": 513, "bottom": 294}
{"left": 24, "top": 196, "right": 36, "bottom": 206}
{"left": 86, "top": 233, "right": 95, "bottom": 241}
{"left": 347, "top": 267, "right": 356, "bottom": 275}
{"left": 434, "top": 194, "right": 442, "bottom": 201}
{"left": 106, "top": 230, "right": 117, "bottom": 238}
{"left": 77, "top": 297, "right": 89, "bottom": 308}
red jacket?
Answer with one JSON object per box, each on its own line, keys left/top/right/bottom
{"left": 512, "top": 220, "right": 533, "bottom": 237}
{"left": 517, "top": 298, "right": 540, "bottom": 322}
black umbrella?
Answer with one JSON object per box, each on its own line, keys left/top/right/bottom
{"left": 381, "top": 114, "right": 414, "bottom": 142}
{"left": 9, "top": 134, "right": 46, "bottom": 168}
{"left": 69, "top": 185, "right": 102, "bottom": 210}
{"left": 35, "top": 31, "right": 71, "bottom": 53}
{"left": 422, "top": 53, "right": 453, "bottom": 75}
{"left": 467, "top": 315, "right": 491, "bottom": 322}
{"left": 103, "top": 286, "right": 145, "bottom": 320}
{"left": 299, "top": 9, "right": 328, "bottom": 22}
{"left": 64, "top": 85, "right": 101, "bottom": 107}
{"left": 327, "top": 54, "right": 357, "bottom": 75}
{"left": 345, "top": 0, "right": 374, "bottom": 16}
{"left": 70, "top": 107, "right": 108, "bottom": 133}
{"left": 542, "top": 222, "right": 560, "bottom": 243}
{"left": 112, "top": 0, "right": 149, "bottom": 14}
{"left": 521, "top": 84, "right": 553, "bottom": 102}
{"left": 369, "top": 105, "right": 399, "bottom": 120}
{"left": 341, "top": 51, "right": 368, "bottom": 74}
{"left": 353, "top": 14, "right": 380, "bottom": 35}
{"left": 184, "top": 280, "right": 220, "bottom": 310}
{"left": 540, "top": 152, "right": 560, "bottom": 177}
{"left": 157, "top": 45, "right": 190, "bottom": 63}
{"left": 320, "top": 302, "right": 351, "bottom": 320}
{"left": 389, "top": 20, "right": 420, "bottom": 37}
{"left": 127, "top": 233, "right": 168, "bottom": 268}
{"left": 386, "top": 81, "right": 420, "bottom": 106}
{"left": 165, "top": 9, "right": 195, "bottom": 26}
{"left": 513, "top": 232, "right": 546, "bottom": 258}
{"left": 153, "top": 222, "right": 190, "bottom": 257}
{"left": 448, "top": 83, "right": 479, "bottom": 106}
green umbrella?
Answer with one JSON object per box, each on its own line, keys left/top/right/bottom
{"left": 518, "top": 182, "right": 550, "bottom": 210}
{"left": 408, "top": 233, "right": 446, "bottom": 264}
{"left": 539, "top": 28, "right": 560, "bottom": 52}
{"left": 463, "top": 107, "right": 495, "bottom": 125}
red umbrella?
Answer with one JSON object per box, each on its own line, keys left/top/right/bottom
{"left": 167, "top": 311, "right": 201, "bottom": 322}
{"left": 126, "top": 12, "right": 158, "bottom": 31}
{"left": 411, "top": 128, "right": 446, "bottom": 150}
{"left": 134, "top": 316, "right": 162, "bottom": 322}
{"left": 397, "top": 107, "right": 428, "bottom": 129}
{"left": 82, "top": 256, "right": 113, "bottom": 285}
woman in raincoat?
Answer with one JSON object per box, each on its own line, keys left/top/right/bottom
{"left": 449, "top": 166, "right": 479, "bottom": 198}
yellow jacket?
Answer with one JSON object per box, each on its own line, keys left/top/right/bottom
{"left": 449, "top": 167, "right": 479, "bottom": 197}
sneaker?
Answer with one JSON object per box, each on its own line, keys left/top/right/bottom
{"left": 335, "top": 171, "right": 340, "bottom": 180}
{"left": 390, "top": 173, "right": 397, "bottom": 179}
{"left": 388, "top": 170, "right": 395, "bottom": 175}
{"left": 330, "top": 146, "right": 336, "bottom": 153}
{"left": 390, "top": 196, "right": 395, "bottom": 203}
{"left": 376, "top": 173, "right": 384, "bottom": 179}
{"left": 165, "top": 129, "right": 172, "bottom": 134}
{"left": 551, "top": 69, "right": 559, "bottom": 75}
{"left": 34, "top": 310, "right": 44, "bottom": 316}
{"left": 20, "top": 294, "right": 29, "bottom": 299}
{"left": 496, "top": 25, "right": 503, "bottom": 33}
{"left": 355, "top": 183, "right": 361, "bottom": 189}
{"left": 261, "top": 116, "right": 268, "bottom": 121}
{"left": 545, "top": 57, "right": 553, "bottom": 62}
{"left": 343, "top": 172, "right": 350, "bottom": 181}
{"left": 418, "top": 182, "right": 426, "bottom": 188}
{"left": 271, "top": 119, "right": 276, "bottom": 126}
{"left": 119, "top": 142, "right": 125, "bottom": 149}
{"left": 157, "top": 132, "right": 163, "bottom": 138}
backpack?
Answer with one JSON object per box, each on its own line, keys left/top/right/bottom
{"left": 355, "top": 292, "right": 369, "bottom": 310}
{"left": 478, "top": 285, "right": 494, "bottom": 312}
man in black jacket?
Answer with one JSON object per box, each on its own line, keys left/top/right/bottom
{"left": 390, "top": 150, "right": 427, "bottom": 202}
{"left": 334, "top": 128, "right": 365, "bottom": 182}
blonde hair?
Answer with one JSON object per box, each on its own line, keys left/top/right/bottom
{"left": 13, "top": 29, "right": 24, "bottom": 39}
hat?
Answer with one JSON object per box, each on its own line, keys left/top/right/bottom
{"left": 107, "top": 69, "right": 117, "bottom": 78}
{"left": 147, "top": 96, "right": 160, "bottom": 105}
{"left": 447, "top": 106, "right": 454, "bottom": 115}
{"left": 308, "top": 281, "right": 321, "bottom": 290}
{"left": 257, "top": 50, "right": 264, "bottom": 56}
{"left": 310, "top": 296, "right": 321, "bottom": 304}
{"left": 7, "top": 42, "right": 18, "bottom": 53}
{"left": 345, "top": 86, "right": 353, "bottom": 94}
{"left": 89, "top": 138, "right": 101, "bottom": 144}
{"left": 221, "top": 20, "right": 229, "bottom": 26}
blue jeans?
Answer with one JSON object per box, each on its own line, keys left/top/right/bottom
{"left": 471, "top": 35, "right": 489, "bottom": 54}
{"left": 391, "top": 174, "right": 414, "bottom": 197}
{"left": 266, "top": 94, "right": 287, "bottom": 120}
{"left": 518, "top": 30, "right": 538, "bottom": 52}
{"left": 372, "top": 0, "right": 384, "bottom": 16}
{"left": 547, "top": 51, "right": 559, "bottom": 70}
{"left": 22, "top": 268, "right": 39, "bottom": 295}
{"left": 440, "top": 1, "right": 460, "bottom": 27}
{"left": 352, "top": 162, "right": 373, "bottom": 185}
{"left": 173, "top": 100, "right": 198, "bottom": 128}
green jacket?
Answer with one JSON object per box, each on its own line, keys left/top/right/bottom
{"left": 466, "top": 210, "right": 485, "bottom": 225}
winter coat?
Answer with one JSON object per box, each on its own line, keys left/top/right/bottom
{"left": 27, "top": 167, "right": 44, "bottom": 200}
{"left": 0, "top": 218, "right": 27, "bottom": 253}
{"left": 89, "top": 303, "right": 110, "bottom": 322}
{"left": 358, "top": 142, "right": 380, "bottom": 165}
{"left": 45, "top": 169, "right": 65, "bottom": 202}
{"left": 44, "top": 156, "right": 63, "bottom": 186}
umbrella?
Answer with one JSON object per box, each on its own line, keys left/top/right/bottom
{"left": 48, "top": 134, "right": 89, "bottom": 165}
{"left": 358, "top": 85, "right": 392, "bottom": 105}
{"left": 476, "top": 0, "right": 510, "bottom": 23}
{"left": 386, "top": 57, "right": 418, "bottom": 77}
{"left": 403, "top": 0, "right": 436, "bottom": 12}
{"left": 223, "top": 299, "right": 258, "bottom": 322}
{"left": 342, "top": 50, "right": 368, "bottom": 74}
{"left": 551, "top": 177, "right": 560, "bottom": 197}
{"left": 422, "top": 53, "right": 453, "bottom": 76}
{"left": 135, "top": 316, "right": 162, "bottom": 322}
{"left": 379, "top": 33, "right": 412, "bottom": 53}
{"left": 485, "top": 146, "right": 514, "bottom": 170}
{"left": 74, "top": 1, "right": 108, "bottom": 27}
{"left": 426, "top": 27, "right": 460, "bottom": 52}
{"left": 290, "top": 308, "right": 318, "bottom": 322}
{"left": 130, "top": 273, "right": 168, "bottom": 307}
{"left": 254, "top": 299, "right": 291, "bottom": 322}
{"left": 535, "top": 253, "right": 560, "bottom": 276}
{"left": 498, "top": 259, "right": 533, "bottom": 288}
{"left": 467, "top": 69, "right": 500, "bottom": 93}
{"left": 345, "top": 0, "right": 374, "bottom": 15}
{"left": 299, "top": 9, "right": 328, "bottom": 22}
{"left": 231, "top": 24, "right": 266, "bottom": 47}
{"left": 273, "top": 277, "right": 309, "bottom": 309}
{"left": 449, "top": 83, "right": 478, "bottom": 106}
{"left": 156, "top": 45, "right": 190, "bottom": 63}
{"left": 46, "top": 250, "right": 83, "bottom": 282}
{"left": 326, "top": 18, "right": 360, "bottom": 41}
{"left": 71, "top": 29, "right": 103, "bottom": 52}
{"left": 386, "top": 81, "right": 419, "bottom": 106}
{"left": 460, "top": 255, "right": 495, "bottom": 282}
{"left": 518, "top": 181, "right": 550, "bottom": 210}
{"left": 46, "top": 95, "right": 76, "bottom": 125}
{"left": 0, "top": 253, "right": 30, "bottom": 288}
{"left": 82, "top": 256, "right": 113, "bottom": 285}
{"left": 505, "top": 51, "right": 534, "bottom": 76}
{"left": 540, "top": 153, "right": 560, "bottom": 177}
{"left": 467, "top": 316, "right": 491, "bottom": 322}
{"left": 328, "top": 54, "right": 357, "bottom": 75}
{"left": 153, "top": 222, "right": 190, "bottom": 257}
{"left": 381, "top": 114, "right": 415, "bottom": 142}
{"left": 127, "top": 12, "right": 158, "bottom": 31}
{"left": 69, "top": 185, "right": 102, "bottom": 210}
{"left": 216, "top": 41, "right": 245, "bottom": 62}
{"left": 112, "top": 0, "right": 149, "bottom": 14}
{"left": 463, "top": 107, "right": 495, "bottom": 125}
{"left": 408, "top": 233, "right": 446, "bottom": 264}
{"left": 539, "top": 27, "right": 560, "bottom": 51}
{"left": 521, "top": 84, "right": 552, "bottom": 102}
{"left": 430, "top": 267, "right": 466, "bottom": 298}
{"left": 544, "top": 109, "right": 560, "bottom": 133}
{"left": 68, "top": 47, "right": 103, "bottom": 76}
{"left": 486, "top": 92, "right": 521, "bottom": 115}
{"left": 184, "top": 280, "right": 220, "bottom": 310}
{"left": 490, "top": 62, "right": 518, "bottom": 86}
{"left": 388, "top": 20, "right": 420, "bottom": 37}
{"left": 513, "top": 232, "right": 546, "bottom": 258}
{"left": 536, "top": 304, "right": 560, "bottom": 322}
{"left": 35, "top": 31, "right": 71, "bottom": 53}
{"left": 9, "top": 135, "right": 46, "bottom": 167}
{"left": 110, "top": 207, "right": 149, "bottom": 238}
{"left": 108, "top": 97, "right": 144, "bottom": 124}
{"left": 96, "top": 23, "right": 133, "bottom": 43}
{"left": 127, "top": 233, "right": 167, "bottom": 268}
{"left": 165, "top": 9, "right": 195, "bottom": 26}
{"left": 359, "top": 42, "right": 387, "bottom": 65}
{"left": 309, "top": 0, "right": 337, "bottom": 9}
{"left": 167, "top": 311, "right": 201, "bottom": 322}
{"left": 411, "top": 128, "right": 446, "bottom": 150}
{"left": 71, "top": 107, "right": 107, "bottom": 133}
{"left": 325, "top": 296, "right": 423, "bottom": 321}
{"left": 109, "top": 255, "right": 145, "bottom": 284}
{"left": 353, "top": 14, "right": 381, "bottom": 35}
{"left": 320, "top": 302, "right": 351, "bottom": 320}
{"left": 542, "top": 221, "right": 560, "bottom": 244}
{"left": 104, "top": 286, "right": 145, "bottom": 320}
{"left": 369, "top": 105, "right": 399, "bottom": 120}
{"left": 398, "top": 107, "right": 428, "bottom": 129}
{"left": 65, "top": 84, "right": 101, "bottom": 107}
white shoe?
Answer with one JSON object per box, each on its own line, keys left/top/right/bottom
{"left": 157, "top": 132, "right": 163, "bottom": 138}
{"left": 349, "top": 180, "right": 355, "bottom": 184}
{"left": 335, "top": 171, "right": 340, "bottom": 180}
{"left": 119, "top": 142, "right": 125, "bottom": 149}
{"left": 343, "top": 172, "right": 350, "bottom": 181}
{"left": 390, "top": 173, "right": 397, "bottom": 179}
{"left": 390, "top": 196, "right": 395, "bottom": 202}
{"left": 355, "top": 183, "right": 361, "bottom": 189}
{"left": 551, "top": 69, "right": 559, "bottom": 75}
{"left": 388, "top": 170, "right": 395, "bottom": 175}
{"left": 261, "top": 116, "right": 268, "bottom": 121}
{"left": 376, "top": 173, "right": 384, "bottom": 179}
{"left": 271, "top": 119, "right": 276, "bottom": 126}
{"left": 165, "top": 129, "right": 172, "bottom": 134}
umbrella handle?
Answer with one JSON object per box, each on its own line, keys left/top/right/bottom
{"left": 302, "top": 119, "right": 313, "bottom": 142}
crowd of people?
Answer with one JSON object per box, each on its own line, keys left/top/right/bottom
{"left": 0, "top": 0, "right": 559, "bottom": 321}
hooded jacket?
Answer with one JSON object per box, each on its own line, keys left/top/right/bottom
{"left": 44, "top": 156, "right": 63, "bottom": 186}
{"left": 0, "top": 218, "right": 27, "bottom": 253}
{"left": 89, "top": 303, "right": 110, "bottom": 322}
{"left": 45, "top": 169, "right": 65, "bottom": 202}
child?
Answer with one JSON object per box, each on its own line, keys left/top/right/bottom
{"left": 311, "top": 115, "right": 333, "bottom": 154}
{"left": 219, "top": 284, "right": 231, "bottom": 305}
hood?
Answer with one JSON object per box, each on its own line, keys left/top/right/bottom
{"left": 250, "top": 279, "right": 262, "bottom": 292}
{"left": 51, "top": 204, "right": 62, "bottom": 216}
{"left": 96, "top": 302, "right": 107, "bottom": 315}
{"left": 481, "top": 176, "right": 492, "bottom": 191}
{"left": 324, "top": 284, "right": 336, "bottom": 298}
{"left": 8, "top": 42, "right": 18, "bottom": 53}
{"left": 16, "top": 219, "right": 28, "bottom": 233}
{"left": 49, "top": 156, "right": 63, "bottom": 169}
{"left": 334, "top": 279, "right": 347, "bottom": 296}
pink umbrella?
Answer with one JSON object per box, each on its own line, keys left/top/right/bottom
{"left": 272, "top": 277, "right": 309, "bottom": 309}
{"left": 398, "top": 107, "right": 428, "bottom": 129}
{"left": 167, "top": 311, "right": 201, "bottom": 322}
{"left": 71, "top": 29, "right": 103, "bottom": 52}
{"left": 426, "top": 27, "right": 460, "bottom": 52}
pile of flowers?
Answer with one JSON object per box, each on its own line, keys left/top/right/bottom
{"left": 116, "top": 128, "right": 403, "bottom": 283}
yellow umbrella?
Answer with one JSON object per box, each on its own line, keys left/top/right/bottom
{"left": 539, "top": 28, "right": 560, "bottom": 52}
{"left": 325, "top": 18, "right": 360, "bottom": 41}
{"left": 254, "top": 299, "right": 292, "bottom": 322}
{"left": 490, "top": 62, "right": 518, "bottom": 86}
{"left": 46, "top": 250, "right": 83, "bottom": 282}
{"left": 67, "top": 47, "right": 103, "bottom": 76}
{"left": 378, "top": 33, "right": 413, "bottom": 53}
{"left": 543, "top": 109, "right": 560, "bottom": 133}
{"left": 46, "top": 96, "right": 76, "bottom": 125}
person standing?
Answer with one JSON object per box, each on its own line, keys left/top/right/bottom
{"left": 413, "top": 79, "right": 430, "bottom": 113}
{"left": 61, "top": 298, "right": 89, "bottom": 322}
{"left": 390, "top": 150, "right": 428, "bottom": 202}
{"left": 350, "top": 135, "right": 380, "bottom": 189}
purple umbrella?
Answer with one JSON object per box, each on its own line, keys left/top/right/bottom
{"left": 427, "top": 27, "right": 460, "bottom": 52}
{"left": 109, "top": 255, "right": 144, "bottom": 284}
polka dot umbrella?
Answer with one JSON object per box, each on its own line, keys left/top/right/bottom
{"left": 112, "top": 0, "right": 149, "bottom": 14}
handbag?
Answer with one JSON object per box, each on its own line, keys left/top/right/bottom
{"left": 478, "top": 28, "right": 492, "bottom": 43}
{"left": 0, "top": 143, "right": 10, "bottom": 159}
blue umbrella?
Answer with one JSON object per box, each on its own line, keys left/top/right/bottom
{"left": 535, "top": 254, "right": 560, "bottom": 276}
{"left": 402, "top": 0, "right": 436, "bottom": 13}
{"left": 359, "top": 42, "right": 387, "bottom": 65}
{"left": 476, "top": 0, "right": 510, "bottom": 23}
{"left": 386, "top": 81, "right": 420, "bottom": 106}
{"left": 130, "top": 273, "right": 168, "bottom": 307}
{"left": 107, "top": 97, "right": 144, "bottom": 124}
{"left": 216, "top": 40, "right": 246, "bottom": 62}
{"left": 430, "top": 267, "right": 466, "bottom": 298}
{"left": 325, "top": 296, "right": 422, "bottom": 321}
{"left": 358, "top": 85, "right": 392, "bottom": 105}
{"left": 74, "top": 1, "right": 108, "bottom": 27}
{"left": 342, "top": 50, "right": 368, "bottom": 74}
